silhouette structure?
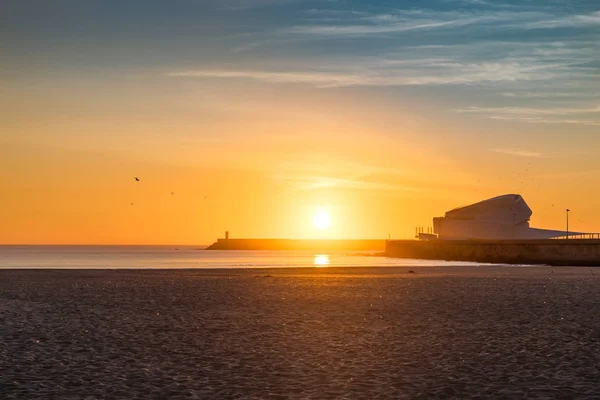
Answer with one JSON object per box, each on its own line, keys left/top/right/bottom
{"left": 431, "top": 194, "right": 580, "bottom": 240}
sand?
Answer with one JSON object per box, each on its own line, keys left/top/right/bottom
{"left": 2, "top": 266, "right": 600, "bottom": 399}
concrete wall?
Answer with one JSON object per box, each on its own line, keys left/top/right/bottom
{"left": 432, "top": 218, "right": 573, "bottom": 240}
{"left": 206, "top": 239, "right": 386, "bottom": 251}
{"left": 386, "top": 239, "right": 600, "bottom": 266}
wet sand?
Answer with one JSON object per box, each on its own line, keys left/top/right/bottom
{"left": 2, "top": 266, "right": 600, "bottom": 399}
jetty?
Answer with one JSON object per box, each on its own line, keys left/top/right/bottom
{"left": 205, "top": 238, "right": 386, "bottom": 251}
{"left": 386, "top": 239, "right": 600, "bottom": 266}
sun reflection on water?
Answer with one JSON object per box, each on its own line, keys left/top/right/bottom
{"left": 313, "top": 254, "right": 330, "bottom": 267}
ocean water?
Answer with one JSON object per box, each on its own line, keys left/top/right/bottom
{"left": 0, "top": 245, "right": 493, "bottom": 269}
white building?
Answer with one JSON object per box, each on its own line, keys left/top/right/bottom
{"left": 432, "top": 194, "right": 576, "bottom": 240}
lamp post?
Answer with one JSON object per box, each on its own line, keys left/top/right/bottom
{"left": 566, "top": 209, "right": 570, "bottom": 239}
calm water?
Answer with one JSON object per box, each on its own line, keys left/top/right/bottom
{"left": 0, "top": 245, "right": 495, "bottom": 269}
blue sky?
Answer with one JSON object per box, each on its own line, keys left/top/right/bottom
{"left": 3, "top": 0, "right": 599, "bottom": 128}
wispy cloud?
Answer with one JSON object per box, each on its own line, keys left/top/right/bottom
{"left": 459, "top": 105, "right": 600, "bottom": 116}
{"left": 278, "top": 157, "right": 406, "bottom": 178}
{"left": 487, "top": 115, "right": 600, "bottom": 126}
{"left": 491, "top": 148, "right": 543, "bottom": 158}
{"left": 232, "top": 39, "right": 276, "bottom": 53}
{"left": 272, "top": 156, "right": 416, "bottom": 192}
{"left": 500, "top": 92, "right": 599, "bottom": 99}
{"left": 283, "top": 9, "right": 600, "bottom": 38}
{"left": 168, "top": 56, "right": 572, "bottom": 87}
{"left": 179, "top": 30, "right": 599, "bottom": 92}
{"left": 168, "top": 70, "right": 364, "bottom": 87}
{"left": 174, "top": 2, "right": 600, "bottom": 128}
{"left": 287, "top": 18, "right": 476, "bottom": 35}
{"left": 286, "top": 10, "right": 544, "bottom": 36}
{"left": 458, "top": 105, "right": 600, "bottom": 126}
{"left": 524, "top": 11, "right": 600, "bottom": 29}
{"left": 281, "top": 176, "right": 418, "bottom": 192}
{"left": 280, "top": 8, "right": 600, "bottom": 38}
{"left": 304, "top": 9, "right": 371, "bottom": 18}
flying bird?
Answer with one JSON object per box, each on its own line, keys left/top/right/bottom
{"left": 135, "top": 177, "right": 140, "bottom": 182}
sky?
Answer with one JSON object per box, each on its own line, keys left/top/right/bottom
{"left": 1, "top": 0, "right": 600, "bottom": 244}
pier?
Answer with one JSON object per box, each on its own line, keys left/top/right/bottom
{"left": 206, "top": 238, "right": 386, "bottom": 251}
{"left": 385, "top": 239, "right": 600, "bottom": 266}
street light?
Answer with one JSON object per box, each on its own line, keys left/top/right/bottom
{"left": 566, "top": 209, "right": 570, "bottom": 239}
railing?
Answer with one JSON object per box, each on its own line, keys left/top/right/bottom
{"left": 551, "top": 233, "right": 600, "bottom": 240}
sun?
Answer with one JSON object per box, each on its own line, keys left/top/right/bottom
{"left": 313, "top": 209, "right": 331, "bottom": 230}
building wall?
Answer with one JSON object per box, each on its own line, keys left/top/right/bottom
{"left": 432, "top": 218, "right": 567, "bottom": 240}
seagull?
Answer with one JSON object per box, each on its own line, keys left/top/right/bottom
{"left": 135, "top": 177, "right": 140, "bottom": 182}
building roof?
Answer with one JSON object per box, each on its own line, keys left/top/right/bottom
{"left": 445, "top": 194, "right": 532, "bottom": 225}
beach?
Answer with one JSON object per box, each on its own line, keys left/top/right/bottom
{"left": 2, "top": 267, "right": 600, "bottom": 399}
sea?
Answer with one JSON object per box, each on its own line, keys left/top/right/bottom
{"left": 0, "top": 245, "right": 491, "bottom": 269}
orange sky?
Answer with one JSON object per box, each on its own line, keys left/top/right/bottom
{"left": 2, "top": 79, "right": 597, "bottom": 244}
{"left": 2, "top": 1, "right": 600, "bottom": 244}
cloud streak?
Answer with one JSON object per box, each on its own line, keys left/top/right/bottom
{"left": 287, "top": 16, "right": 489, "bottom": 35}
{"left": 283, "top": 176, "right": 418, "bottom": 192}
{"left": 168, "top": 56, "right": 574, "bottom": 87}
{"left": 500, "top": 92, "right": 599, "bottom": 99}
{"left": 524, "top": 11, "right": 600, "bottom": 29}
{"left": 283, "top": 9, "right": 600, "bottom": 37}
{"left": 487, "top": 115, "right": 600, "bottom": 126}
{"left": 491, "top": 148, "right": 543, "bottom": 158}
{"left": 459, "top": 105, "right": 600, "bottom": 116}
{"left": 170, "top": 2, "right": 600, "bottom": 127}
{"left": 459, "top": 105, "right": 600, "bottom": 126}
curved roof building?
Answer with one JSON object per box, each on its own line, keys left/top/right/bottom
{"left": 432, "top": 194, "right": 576, "bottom": 240}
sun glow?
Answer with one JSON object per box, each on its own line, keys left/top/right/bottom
{"left": 314, "top": 254, "right": 330, "bottom": 266}
{"left": 312, "top": 209, "right": 332, "bottom": 230}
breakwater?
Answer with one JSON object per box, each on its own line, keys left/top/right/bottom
{"left": 206, "top": 239, "right": 386, "bottom": 251}
{"left": 386, "top": 239, "right": 600, "bottom": 266}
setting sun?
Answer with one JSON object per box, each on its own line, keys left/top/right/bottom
{"left": 313, "top": 210, "right": 332, "bottom": 230}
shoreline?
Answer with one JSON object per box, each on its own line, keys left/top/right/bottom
{"left": 0, "top": 264, "right": 595, "bottom": 278}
